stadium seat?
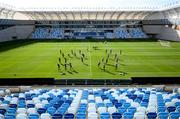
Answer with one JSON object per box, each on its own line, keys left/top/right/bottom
{"left": 147, "top": 112, "right": 157, "bottom": 119}
{"left": 167, "top": 106, "right": 176, "bottom": 112}
{"left": 52, "top": 113, "right": 63, "bottom": 119}
{"left": 0, "top": 88, "right": 179, "bottom": 119}
{"left": 169, "top": 112, "right": 180, "bottom": 119}
{"left": 108, "top": 106, "right": 116, "bottom": 114}
{"left": 0, "top": 114, "right": 3, "bottom": 119}
{"left": 28, "top": 114, "right": 39, "bottom": 119}
{"left": 64, "top": 113, "right": 74, "bottom": 119}
{"left": 100, "top": 112, "right": 110, "bottom": 119}
{"left": 76, "top": 113, "right": 86, "bottom": 119}
{"left": 16, "top": 113, "right": 28, "bottom": 119}
{"left": 40, "top": 113, "right": 51, "bottom": 119}
{"left": 123, "top": 112, "right": 134, "bottom": 119}
{"left": 88, "top": 112, "right": 98, "bottom": 119}
{"left": 47, "top": 107, "right": 56, "bottom": 115}
{"left": 134, "top": 112, "right": 145, "bottom": 119}
{"left": 158, "top": 112, "right": 169, "bottom": 119}
{"left": 118, "top": 107, "right": 126, "bottom": 114}
{"left": 112, "top": 112, "right": 122, "bottom": 119}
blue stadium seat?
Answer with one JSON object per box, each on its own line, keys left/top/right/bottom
{"left": 76, "top": 113, "right": 86, "bottom": 119}
{"left": 169, "top": 112, "right": 180, "bottom": 119}
{"left": 118, "top": 107, "right": 126, "bottom": 114}
{"left": 64, "top": 113, "right": 74, "bottom": 119}
{"left": 158, "top": 112, "right": 169, "bottom": 119}
{"left": 4, "top": 114, "right": 16, "bottom": 119}
{"left": 28, "top": 114, "right": 39, "bottom": 119}
{"left": 47, "top": 107, "right": 56, "bottom": 115}
{"left": 112, "top": 112, "right": 122, "bottom": 119}
{"left": 37, "top": 108, "right": 46, "bottom": 114}
{"left": 167, "top": 106, "right": 176, "bottom": 112}
{"left": 100, "top": 112, "right": 110, "bottom": 119}
{"left": 147, "top": 112, "right": 157, "bottom": 119}
{"left": 123, "top": 112, "right": 134, "bottom": 119}
{"left": 52, "top": 113, "right": 63, "bottom": 119}
{"left": 0, "top": 88, "right": 179, "bottom": 119}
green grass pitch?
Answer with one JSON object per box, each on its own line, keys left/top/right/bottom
{"left": 0, "top": 41, "right": 180, "bottom": 79}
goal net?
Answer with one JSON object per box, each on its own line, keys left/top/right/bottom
{"left": 158, "top": 40, "right": 171, "bottom": 47}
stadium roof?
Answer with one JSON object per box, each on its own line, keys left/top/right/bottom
{"left": 0, "top": 0, "right": 180, "bottom": 11}
{"left": 0, "top": 0, "right": 179, "bottom": 21}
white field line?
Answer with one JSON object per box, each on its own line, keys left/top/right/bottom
{"left": 88, "top": 43, "right": 93, "bottom": 78}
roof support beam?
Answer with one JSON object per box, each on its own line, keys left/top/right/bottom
{"left": 116, "top": 12, "right": 124, "bottom": 20}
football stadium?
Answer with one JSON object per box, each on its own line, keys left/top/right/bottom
{"left": 0, "top": 0, "right": 180, "bottom": 119}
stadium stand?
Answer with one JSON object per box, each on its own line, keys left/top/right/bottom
{"left": 31, "top": 28, "right": 49, "bottom": 39}
{"left": 105, "top": 32, "right": 114, "bottom": 39}
{"left": 114, "top": 28, "right": 130, "bottom": 39}
{"left": 0, "top": 87, "right": 179, "bottom": 119}
{"left": 129, "top": 28, "right": 148, "bottom": 38}
{"left": 31, "top": 28, "right": 64, "bottom": 39}
{"left": 31, "top": 27, "right": 148, "bottom": 39}
{"left": 49, "top": 28, "right": 64, "bottom": 39}
{"left": 73, "top": 31, "right": 105, "bottom": 39}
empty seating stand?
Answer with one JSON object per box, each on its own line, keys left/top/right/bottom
{"left": 0, "top": 88, "right": 179, "bottom": 119}
{"left": 129, "top": 28, "right": 148, "bottom": 38}
{"left": 31, "top": 28, "right": 64, "bottom": 39}
{"left": 114, "top": 28, "right": 130, "bottom": 39}
{"left": 31, "top": 27, "right": 148, "bottom": 39}
{"left": 73, "top": 31, "right": 105, "bottom": 39}
{"left": 114, "top": 27, "right": 148, "bottom": 39}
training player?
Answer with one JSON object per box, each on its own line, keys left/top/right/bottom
{"left": 103, "top": 63, "right": 106, "bottom": 71}
{"left": 62, "top": 53, "right": 64, "bottom": 58}
{"left": 82, "top": 53, "right": 85, "bottom": 58}
{"left": 57, "top": 63, "right": 60, "bottom": 71}
{"left": 102, "top": 57, "right": 104, "bottom": 62}
{"left": 79, "top": 50, "right": 81, "bottom": 54}
{"left": 69, "top": 63, "right": 72, "bottom": 68}
{"left": 114, "top": 54, "right": 117, "bottom": 60}
{"left": 105, "top": 49, "right": 108, "bottom": 54}
{"left": 116, "top": 57, "right": 119, "bottom": 63}
{"left": 105, "top": 58, "right": 108, "bottom": 64}
{"left": 87, "top": 48, "right": 89, "bottom": 52}
{"left": 64, "top": 63, "right": 67, "bottom": 71}
{"left": 59, "top": 57, "right": 61, "bottom": 63}
{"left": 119, "top": 50, "right": 122, "bottom": 55}
{"left": 68, "top": 53, "right": 72, "bottom": 58}
{"left": 81, "top": 57, "right": 84, "bottom": 63}
{"left": 71, "top": 50, "right": 74, "bottom": 55}
{"left": 115, "top": 62, "right": 118, "bottom": 70}
{"left": 74, "top": 52, "right": 77, "bottom": 58}
{"left": 107, "top": 54, "right": 110, "bottom": 59}
{"left": 98, "top": 61, "right": 101, "bottom": 67}
{"left": 64, "top": 58, "right": 67, "bottom": 64}
{"left": 110, "top": 49, "right": 112, "bottom": 54}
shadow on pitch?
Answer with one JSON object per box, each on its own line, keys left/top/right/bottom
{"left": 0, "top": 40, "right": 37, "bottom": 53}
{"left": 103, "top": 70, "right": 116, "bottom": 75}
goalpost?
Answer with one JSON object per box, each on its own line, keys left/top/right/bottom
{"left": 158, "top": 40, "right": 171, "bottom": 47}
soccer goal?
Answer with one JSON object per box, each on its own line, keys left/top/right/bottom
{"left": 158, "top": 40, "right": 171, "bottom": 47}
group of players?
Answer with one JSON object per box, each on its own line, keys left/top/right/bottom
{"left": 57, "top": 49, "right": 88, "bottom": 75}
{"left": 98, "top": 49, "right": 122, "bottom": 71}
{"left": 57, "top": 43, "right": 122, "bottom": 75}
